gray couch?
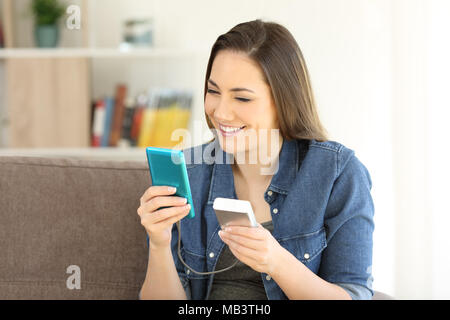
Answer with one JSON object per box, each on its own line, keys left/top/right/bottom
{"left": 0, "top": 156, "right": 149, "bottom": 299}
{"left": 0, "top": 156, "right": 392, "bottom": 300}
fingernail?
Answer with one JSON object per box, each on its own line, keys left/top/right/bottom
{"left": 168, "top": 187, "right": 176, "bottom": 192}
{"left": 179, "top": 197, "right": 187, "bottom": 204}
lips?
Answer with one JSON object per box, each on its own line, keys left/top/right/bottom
{"left": 218, "top": 123, "right": 246, "bottom": 137}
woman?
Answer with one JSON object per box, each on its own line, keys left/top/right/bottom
{"left": 138, "top": 20, "right": 374, "bottom": 300}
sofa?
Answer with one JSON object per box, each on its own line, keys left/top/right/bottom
{"left": 0, "top": 156, "right": 149, "bottom": 299}
{"left": 0, "top": 155, "right": 392, "bottom": 300}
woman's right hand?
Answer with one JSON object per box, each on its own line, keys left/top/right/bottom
{"left": 137, "top": 186, "right": 191, "bottom": 250}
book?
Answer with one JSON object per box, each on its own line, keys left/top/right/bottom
{"left": 148, "top": 89, "right": 192, "bottom": 148}
{"left": 101, "top": 97, "right": 115, "bottom": 147}
{"left": 137, "top": 90, "right": 158, "bottom": 148}
{"left": 170, "top": 92, "right": 192, "bottom": 148}
{"left": 117, "top": 98, "right": 136, "bottom": 147}
{"left": 0, "top": 21, "right": 4, "bottom": 48}
{"left": 91, "top": 99, "right": 106, "bottom": 147}
{"left": 91, "top": 86, "right": 192, "bottom": 149}
{"left": 130, "top": 93, "right": 148, "bottom": 146}
{"left": 109, "top": 84, "right": 128, "bottom": 147}
{"left": 130, "top": 106, "right": 144, "bottom": 146}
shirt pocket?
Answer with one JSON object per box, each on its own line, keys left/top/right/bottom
{"left": 277, "top": 227, "right": 327, "bottom": 266}
{"left": 181, "top": 247, "right": 209, "bottom": 280}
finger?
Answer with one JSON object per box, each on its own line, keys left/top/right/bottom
{"left": 153, "top": 206, "right": 191, "bottom": 229}
{"left": 142, "top": 204, "right": 190, "bottom": 225}
{"left": 224, "top": 236, "right": 264, "bottom": 259}
{"left": 137, "top": 197, "right": 183, "bottom": 217}
{"left": 227, "top": 241, "right": 261, "bottom": 268}
{"left": 223, "top": 225, "right": 266, "bottom": 240}
{"left": 144, "top": 195, "right": 187, "bottom": 212}
{"left": 140, "top": 186, "right": 177, "bottom": 204}
{"left": 142, "top": 207, "right": 190, "bottom": 236}
{"left": 219, "top": 230, "right": 263, "bottom": 251}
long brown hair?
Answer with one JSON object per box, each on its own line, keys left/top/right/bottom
{"left": 204, "top": 19, "right": 328, "bottom": 142}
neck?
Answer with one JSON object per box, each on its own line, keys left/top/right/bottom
{"left": 232, "top": 135, "right": 283, "bottom": 185}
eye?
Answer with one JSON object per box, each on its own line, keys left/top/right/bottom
{"left": 236, "top": 97, "right": 251, "bottom": 103}
{"left": 207, "top": 88, "right": 219, "bottom": 95}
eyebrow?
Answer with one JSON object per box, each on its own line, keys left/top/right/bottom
{"left": 208, "top": 79, "right": 255, "bottom": 93}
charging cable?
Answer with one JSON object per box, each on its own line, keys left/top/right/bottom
{"left": 176, "top": 221, "right": 238, "bottom": 275}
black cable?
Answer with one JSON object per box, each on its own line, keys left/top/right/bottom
{"left": 176, "top": 221, "right": 238, "bottom": 275}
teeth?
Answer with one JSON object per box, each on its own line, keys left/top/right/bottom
{"left": 220, "top": 124, "right": 244, "bottom": 133}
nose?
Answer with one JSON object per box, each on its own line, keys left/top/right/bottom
{"left": 213, "top": 96, "right": 234, "bottom": 123}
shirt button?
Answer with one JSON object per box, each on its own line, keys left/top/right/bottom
{"left": 304, "top": 253, "right": 310, "bottom": 260}
{"left": 267, "top": 191, "right": 273, "bottom": 196}
{"left": 266, "top": 275, "right": 272, "bottom": 281}
{"left": 186, "top": 269, "right": 191, "bottom": 275}
{"left": 272, "top": 208, "right": 279, "bottom": 214}
{"left": 209, "top": 252, "right": 215, "bottom": 258}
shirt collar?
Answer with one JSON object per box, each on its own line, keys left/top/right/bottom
{"left": 267, "top": 138, "right": 299, "bottom": 195}
{"left": 207, "top": 138, "right": 301, "bottom": 204}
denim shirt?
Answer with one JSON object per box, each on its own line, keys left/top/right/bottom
{"left": 169, "top": 138, "right": 374, "bottom": 300}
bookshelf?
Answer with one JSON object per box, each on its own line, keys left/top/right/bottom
{"left": 0, "top": 0, "right": 210, "bottom": 150}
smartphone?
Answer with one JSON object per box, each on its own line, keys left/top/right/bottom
{"left": 213, "top": 197, "right": 258, "bottom": 228}
{"left": 146, "top": 146, "right": 195, "bottom": 219}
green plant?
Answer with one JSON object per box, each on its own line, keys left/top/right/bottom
{"left": 31, "top": 0, "right": 65, "bottom": 25}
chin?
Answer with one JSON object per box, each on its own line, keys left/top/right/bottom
{"left": 217, "top": 136, "right": 245, "bottom": 155}
{"left": 218, "top": 137, "right": 260, "bottom": 165}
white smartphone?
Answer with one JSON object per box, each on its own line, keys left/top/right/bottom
{"left": 213, "top": 197, "right": 258, "bottom": 228}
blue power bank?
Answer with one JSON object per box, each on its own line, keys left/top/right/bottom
{"left": 146, "top": 147, "right": 195, "bottom": 219}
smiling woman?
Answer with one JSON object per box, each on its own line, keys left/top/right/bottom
{"left": 138, "top": 19, "right": 374, "bottom": 301}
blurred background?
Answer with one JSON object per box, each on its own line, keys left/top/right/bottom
{"left": 0, "top": 0, "right": 449, "bottom": 299}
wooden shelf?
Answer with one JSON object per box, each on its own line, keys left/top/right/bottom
{"left": 0, "top": 147, "right": 148, "bottom": 162}
{"left": 0, "top": 1, "right": 207, "bottom": 149}
{"left": 0, "top": 47, "right": 208, "bottom": 59}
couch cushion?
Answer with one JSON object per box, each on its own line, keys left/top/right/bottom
{"left": 0, "top": 156, "right": 150, "bottom": 299}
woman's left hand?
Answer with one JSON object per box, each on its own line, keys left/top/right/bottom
{"left": 218, "top": 224, "right": 285, "bottom": 276}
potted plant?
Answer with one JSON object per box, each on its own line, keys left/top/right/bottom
{"left": 31, "top": 0, "right": 65, "bottom": 48}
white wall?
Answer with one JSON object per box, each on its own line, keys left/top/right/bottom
{"left": 391, "top": 0, "right": 430, "bottom": 299}
{"left": 426, "top": 0, "right": 450, "bottom": 300}
{"left": 10, "top": 0, "right": 450, "bottom": 298}
{"left": 389, "top": 0, "right": 450, "bottom": 299}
